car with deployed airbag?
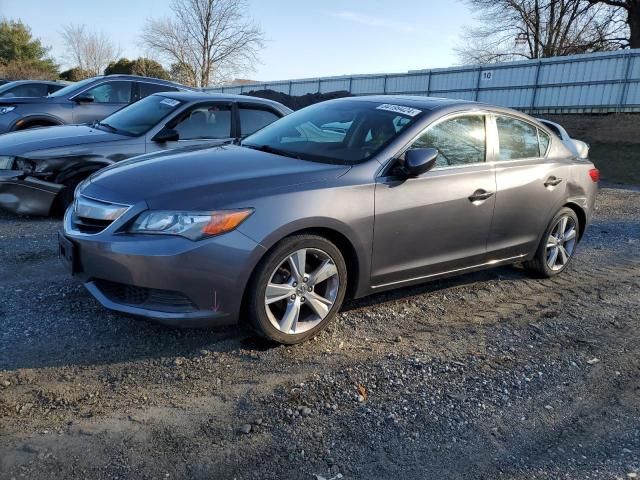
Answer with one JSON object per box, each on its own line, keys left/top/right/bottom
{"left": 0, "top": 91, "right": 291, "bottom": 215}
{"left": 60, "top": 95, "right": 599, "bottom": 344}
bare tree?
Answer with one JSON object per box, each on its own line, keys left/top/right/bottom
{"left": 60, "top": 24, "right": 121, "bottom": 78}
{"left": 589, "top": 0, "right": 640, "bottom": 47}
{"left": 141, "top": 0, "right": 264, "bottom": 87}
{"left": 457, "top": 0, "right": 628, "bottom": 64}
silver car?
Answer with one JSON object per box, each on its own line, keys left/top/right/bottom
{"left": 60, "top": 96, "right": 599, "bottom": 344}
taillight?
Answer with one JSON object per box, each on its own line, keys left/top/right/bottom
{"left": 589, "top": 168, "right": 600, "bottom": 183}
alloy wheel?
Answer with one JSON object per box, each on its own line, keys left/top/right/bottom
{"left": 546, "top": 215, "right": 577, "bottom": 271}
{"left": 264, "top": 248, "right": 340, "bottom": 335}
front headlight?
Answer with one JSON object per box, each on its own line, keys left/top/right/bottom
{"left": 0, "top": 106, "right": 15, "bottom": 115}
{"left": 129, "top": 209, "right": 254, "bottom": 240}
{"left": 0, "top": 155, "right": 15, "bottom": 169}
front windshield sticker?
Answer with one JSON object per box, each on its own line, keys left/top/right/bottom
{"left": 160, "top": 98, "right": 180, "bottom": 107}
{"left": 376, "top": 104, "right": 422, "bottom": 117}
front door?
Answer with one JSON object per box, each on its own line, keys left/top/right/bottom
{"left": 371, "top": 113, "right": 496, "bottom": 288}
{"left": 72, "top": 80, "right": 134, "bottom": 124}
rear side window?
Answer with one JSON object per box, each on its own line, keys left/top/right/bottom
{"left": 538, "top": 129, "right": 551, "bottom": 156}
{"left": 172, "top": 104, "right": 232, "bottom": 140}
{"left": 139, "top": 82, "right": 178, "bottom": 98}
{"left": 496, "top": 116, "right": 541, "bottom": 160}
{"left": 411, "top": 115, "right": 486, "bottom": 168}
{"left": 239, "top": 107, "right": 280, "bottom": 136}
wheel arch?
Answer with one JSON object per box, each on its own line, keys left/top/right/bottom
{"left": 562, "top": 201, "right": 587, "bottom": 240}
{"left": 12, "top": 114, "right": 64, "bottom": 130}
{"left": 238, "top": 224, "right": 365, "bottom": 325}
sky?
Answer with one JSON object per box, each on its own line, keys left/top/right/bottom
{"left": 0, "top": 0, "right": 475, "bottom": 82}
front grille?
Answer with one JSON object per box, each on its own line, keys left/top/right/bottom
{"left": 94, "top": 279, "right": 197, "bottom": 313}
{"left": 70, "top": 196, "right": 130, "bottom": 234}
{"left": 72, "top": 214, "right": 114, "bottom": 234}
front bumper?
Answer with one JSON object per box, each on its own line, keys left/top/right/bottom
{"left": 0, "top": 170, "right": 63, "bottom": 215}
{"left": 61, "top": 208, "right": 266, "bottom": 327}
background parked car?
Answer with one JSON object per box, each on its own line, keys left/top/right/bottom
{"left": 0, "top": 80, "right": 69, "bottom": 98}
{"left": 537, "top": 118, "right": 589, "bottom": 159}
{"left": 0, "top": 91, "right": 291, "bottom": 216}
{"left": 0, "top": 74, "right": 190, "bottom": 134}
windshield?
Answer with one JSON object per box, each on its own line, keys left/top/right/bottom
{"left": 0, "top": 82, "right": 18, "bottom": 94}
{"left": 48, "top": 77, "right": 96, "bottom": 97}
{"left": 242, "top": 100, "right": 422, "bottom": 164}
{"left": 97, "top": 95, "right": 183, "bottom": 136}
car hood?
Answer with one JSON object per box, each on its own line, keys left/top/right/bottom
{"left": 83, "top": 145, "right": 351, "bottom": 209}
{"left": 0, "top": 125, "right": 130, "bottom": 157}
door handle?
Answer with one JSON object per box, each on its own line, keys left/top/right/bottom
{"left": 544, "top": 176, "right": 563, "bottom": 187}
{"left": 468, "top": 189, "right": 494, "bottom": 203}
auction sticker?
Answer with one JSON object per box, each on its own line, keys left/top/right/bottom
{"left": 160, "top": 98, "right": 181, "bottom": 107}
{"left": 376, "top": 104, "right": 422, "bottom": 117}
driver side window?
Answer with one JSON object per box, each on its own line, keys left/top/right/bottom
{"left": 172, "top": 104, "right": 232, "bottom": 140}
{"left": 83, "top": 81, "right": 133, "bottom": 104}
{"left": 410, "top": 115, "right": 486, "bottom": 168}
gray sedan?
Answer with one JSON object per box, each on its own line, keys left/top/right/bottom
{"left": 60, "top": 96, "right": 599, "bottom": 344}
{"left": 0, "top": 91, "right": 291, "bottom": 215}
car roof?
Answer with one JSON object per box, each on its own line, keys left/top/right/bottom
{"left": 155, "top": 90, "right": 289, "bottom": 108}
{"left": 337, "top": 94, "right": 530, "bottom": 114}
{"left": 92, "top": 74, "right": 191, "bottom": 89}
{"left": 3, "top": 79, "right": 69, "bottom": 86}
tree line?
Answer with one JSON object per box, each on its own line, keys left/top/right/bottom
{"left": 0, "top": 0, "right": 263, "bottom": 87}
{"left": 0, "top": 0, "right": 638, "bottom": 86}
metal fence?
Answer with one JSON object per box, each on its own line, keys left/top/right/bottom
{"left": 205, "top": 49, "right": 640, "bottom": 113}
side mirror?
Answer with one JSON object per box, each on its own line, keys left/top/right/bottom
{"left": 74, "top": 94, "right": 95, "bottom": 103}
{"left": 403, "top": 148, "right": 439, "bottom": 177}
{"left": 152, "top": 127, "right": 179, "bottom": 143}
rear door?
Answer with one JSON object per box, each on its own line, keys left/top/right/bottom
{"left": 487, "top": 114, "right": 568, "bottom": 259}
{"left": 72, "top": 80, "right": 134, "bottom": 124}
{"left": 371, "top": 113, "right": 497, "bottom": 287}
{"left": 145, "top": 101, "right": 235, "bottom": 153}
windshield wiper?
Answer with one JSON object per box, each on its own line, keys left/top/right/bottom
{"left": 243, "top": 143, "right": 303, "bottom": 160}
{"left": 94, "top": 121, "right": 117, "bottom": 133}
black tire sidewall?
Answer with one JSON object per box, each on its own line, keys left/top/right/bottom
{"left": 248, "top": 235, "right": 347, "bottom": 344}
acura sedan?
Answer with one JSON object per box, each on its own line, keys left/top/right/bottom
{"left": 0, "top": 92, "right": 290, "bottom": 215}
{"left": 60, "top": 96, "right": 599, "bottom": 344}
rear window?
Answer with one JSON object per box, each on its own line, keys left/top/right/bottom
{"left": 496, "top": 116, "right": 542, "bottom": 160}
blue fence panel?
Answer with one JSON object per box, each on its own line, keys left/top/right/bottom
{"left": 205, "top": 49, "right": 640, "bottom": 113}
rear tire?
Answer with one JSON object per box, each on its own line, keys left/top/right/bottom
{"left": 524, "top": 207, "right": 580, "bottom": 278}
{"left": 247, "top": 235, "right": 347, "bottom": 345}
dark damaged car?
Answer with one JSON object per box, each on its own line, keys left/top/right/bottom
{"left": 0, "top": 92, "right": 291, "bottom": 215}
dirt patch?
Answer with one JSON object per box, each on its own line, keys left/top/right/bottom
{"left": 0, "top": 187, "right": 639, "bottom": 479}
{"left": 244, "top": 89, "right": 352, "bottom": 111}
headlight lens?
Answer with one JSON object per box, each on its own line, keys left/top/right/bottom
{"left": 129, "top": 209, "right": 254, "bottom": 240}
{"left": 0, "top": 106, "right": 15, "bottom": 115}
{"left": 14, "top": 158, "right": 35, "bottom": 174}
{"left": 0, "top": 155, "right": 15, "bottom": 169}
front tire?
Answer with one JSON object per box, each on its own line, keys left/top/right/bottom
{"left": 247, "top": 235, "right": 347, "bottom": 344}
{"left": 524, "top": 207, "right": 580, "bottom": 278}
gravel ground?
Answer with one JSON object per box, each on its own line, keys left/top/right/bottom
{"left": 0, "top": 186, "right": 639, "bottom": 480}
